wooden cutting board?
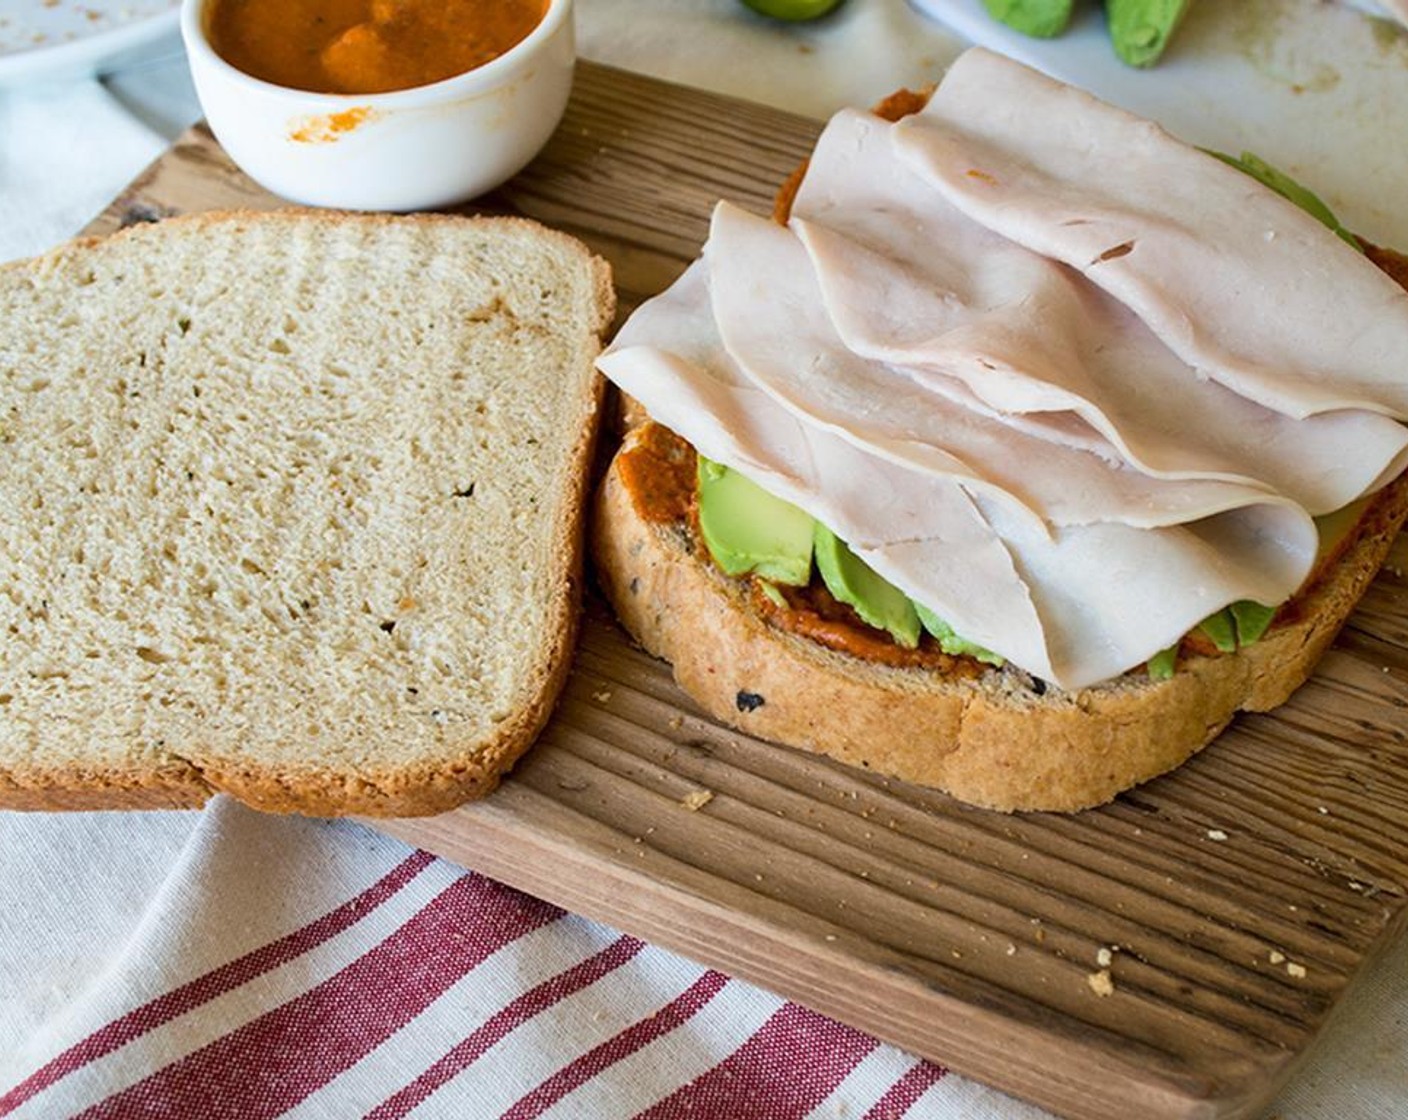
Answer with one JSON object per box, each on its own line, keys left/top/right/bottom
{"left": 87, "top": 62, "right": 1408, "bottom": 1120}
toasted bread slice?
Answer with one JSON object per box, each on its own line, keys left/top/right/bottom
{"left": 593, "top": 423, "right": 1408, "bottom": 812}
{"left": 0, "top": 210, "right": 613, "bottom": 816}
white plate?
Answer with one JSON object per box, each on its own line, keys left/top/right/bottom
{"left": 0, "top": 1, "right": 181, "bottom": 86}
{"left": 909, "top": 0, "right": 1408, "bottom": 250}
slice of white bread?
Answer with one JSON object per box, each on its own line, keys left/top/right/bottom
{"left": 0, "top": 210, "right": 613, "bottom": 817}
{"left": 593, "top": 423, "right": 1408, "bottom": 812}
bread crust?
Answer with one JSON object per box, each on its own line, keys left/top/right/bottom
{"left": 0, "top": 210, "right": 615, "bottom": 818}
{"left": 592, "top": 426, "right": 1408, "bottom": 813}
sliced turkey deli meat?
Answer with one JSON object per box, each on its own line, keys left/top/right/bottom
{"left": 895, "top": 47, "right": 1408, "bottom": 420}
{"left": 597, "top": 264, "right": 1056, "bottom": 678}
{"left": 791, "top": 107, "right": 1408, "bottom": 514}
{"left": 600, "top": 262, "right": 1317, "bottom": 687}
{"left": 975, "top": 496, "right": 1318, "bottom": 685}
{"left": 594, "top": 47, "right": 1406, "bottom": 691}
{"left": 599, "top": 222, "right": 1321, "bottom": 688}
{"left": 707, "top": 202, "right": 1312, "bottom": 533}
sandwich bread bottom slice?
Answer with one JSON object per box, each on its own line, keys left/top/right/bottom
{"left": 0, "top": 211, "right": 613, "bottom": 817}
{"left": 593, "top": 422, "right": 1408, "bottom": 813}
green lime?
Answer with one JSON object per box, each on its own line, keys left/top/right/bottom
{"left": 740, "top": 0, "right": 845, "bottom": 21}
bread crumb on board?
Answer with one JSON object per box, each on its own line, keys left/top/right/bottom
{"left": 1087, "top": 969, "right": 1115, "bottom": 997}
{"left": 680, "top": 789, "right": 714, "bottom": 811}
{"left": 1266, "top": 949, "right": 1308, "bottom": 978}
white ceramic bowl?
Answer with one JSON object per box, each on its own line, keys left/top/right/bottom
{"left": 180, "top": 0, "right": 574, "bottom": 211}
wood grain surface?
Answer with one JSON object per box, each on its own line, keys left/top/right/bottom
{"left": 86, "top": 62, "right": 1408, "bottom": 1120}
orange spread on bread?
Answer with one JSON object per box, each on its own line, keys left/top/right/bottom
{"left": 615, "top": 421, "right": 697, "bottom": 526}
{"left": 618, "top": 422, "right": 985, "bottom": 673}
{"left": 757, "top": 582, "right": 982, "bottom": 674}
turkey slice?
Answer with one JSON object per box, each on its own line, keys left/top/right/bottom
{"left": 599, "top": 261, "right": 1054, "bottom": 677}
{"left": 895, "top": 47, "right": 1408, "bottom": 420}
{"left": 792, "top": 107, "right": 1408, "bottom": 514}
{"left": 598, "top": 253, "right": 1320, "bottom": 688}
{"left": 707, "top": 201, "right": 1313, "bottom": 531}
{"left": 975, "top": 494, "right": 1316, "bottom": 686}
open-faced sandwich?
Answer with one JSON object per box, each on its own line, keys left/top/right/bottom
{"left": 591, "top": 48, "right": 1408, "bottom": 813}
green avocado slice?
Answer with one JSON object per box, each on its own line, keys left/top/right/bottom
{"left": 982, "top": 0, "right": 1074, "bottom": 38}
{"left": 1146, "top": 644, "right": 1179, "bottom": 681}
{"left": 1196, "top": 608, "right": 1238, "bottom": 653}
{"left": 1314, "top": 498, "right": 1371, "bottom": 560}
{"left": 1230, "top": 600, "right": 1277, "bottom": 646}
{"left": 1106, "top": 0, "right": 1194, "bottom": 67}
{"left": 697, "top": 457, "right": 814, "bottom": 585}
{"left": 813, "top": 524, "right": 922, "bottom": 649}
{"left": 1210, "top": 150, "right": 1363, "bottom": 252}
{"left": 914, "top": 603, "right": 1006, "bottom": 667}
{"left": 738, "top": 0, "right": 845, "bottom": 21}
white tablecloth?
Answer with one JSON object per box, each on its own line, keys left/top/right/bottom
{"left": 2, "top": 3, "right": 1405, "bottom": 1118}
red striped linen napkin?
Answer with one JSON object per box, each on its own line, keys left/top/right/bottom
{"left": 1, "top": 798, "right": 1053, "bottom": 1120}
{"left": 6, "top": 798, "right": 1408, "bottom": 1120}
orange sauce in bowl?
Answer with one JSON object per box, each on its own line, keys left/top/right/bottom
{"left": 208, "top": 0, "right": 549, "bottom": 95}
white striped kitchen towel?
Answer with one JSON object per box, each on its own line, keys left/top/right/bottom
{"left": 0, "top": 798, "right": 1052, "bottom": 1120}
